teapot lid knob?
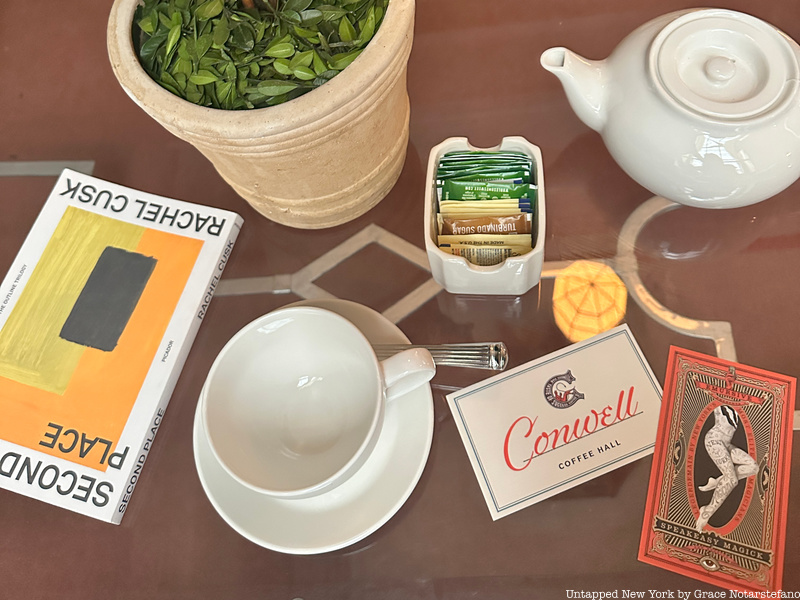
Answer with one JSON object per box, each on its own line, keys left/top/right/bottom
{"left": 650, "top": 9, "right": 799, "bottom": 120}
{"left": 703, "top": 56, "right": 736, "bottom": 83}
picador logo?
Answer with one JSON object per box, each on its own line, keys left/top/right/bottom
{"left": 544, "top": 370, "right": 585, "bottom": 409}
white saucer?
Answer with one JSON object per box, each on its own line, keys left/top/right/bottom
{"left": 192, "top": 299, "right": 434, "bottom": 554}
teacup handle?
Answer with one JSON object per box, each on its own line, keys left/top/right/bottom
{"left": 379, "top": 348, "right": 436, "bottom": 401}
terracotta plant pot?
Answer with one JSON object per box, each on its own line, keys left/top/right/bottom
{"left": 107, "top": 0, "right": 414, "bottom": 229}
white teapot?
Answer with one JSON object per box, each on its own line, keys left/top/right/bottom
{"left": 541, "top": 9, "right": 800, "bottom": 209}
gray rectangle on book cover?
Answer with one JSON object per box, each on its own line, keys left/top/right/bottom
{"left": 60, "top": 246, "right": 157, "bottom": 352}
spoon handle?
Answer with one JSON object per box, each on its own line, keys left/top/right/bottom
{"left": 373, "top": 342, "right": 508, "bottom": 371}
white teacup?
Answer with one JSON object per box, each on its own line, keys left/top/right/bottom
{"left": 200, "top": 306, "right": 436, "bottom": 499}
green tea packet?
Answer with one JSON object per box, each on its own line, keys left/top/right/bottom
{"left": 436, "top": 169, "right": 531, "bottom": 183}
{"left": 439, "top": 158, "right": 532, "bottom": 170}
{"left": 441, "top": 150, "right": 529, "bottom": 156}
{"left": 439, "top": 151, "right": 531, "bottom": 164}
{"left": 438, "top": 153, "right": 532, "bottom": 177}
{"left": 441, "top": 180, "right": 533, "bottom": 200}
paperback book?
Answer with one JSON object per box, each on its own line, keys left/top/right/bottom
{"left": 639, "top": 347, "right": 795, "bottom": 593}
{"left": 0, "top": 169, "right": 243, "bottom": 523}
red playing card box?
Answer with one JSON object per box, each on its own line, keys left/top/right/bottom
{"left": 639, "top": 347, "right": 795, "bottom": 593}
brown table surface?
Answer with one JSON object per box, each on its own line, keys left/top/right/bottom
{"left": 2, "top": 0, "right": 800, "bottom": 598}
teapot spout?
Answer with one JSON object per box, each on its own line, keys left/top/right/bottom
{"left": 541, "top": 47, "right": 608, "bottom": 132}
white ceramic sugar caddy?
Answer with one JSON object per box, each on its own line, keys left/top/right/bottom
{"left": 424, "top": 136, "right": 546, "bottom": 296}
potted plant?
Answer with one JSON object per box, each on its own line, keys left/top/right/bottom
{"left": 108, "top": 0, "right": 414, "bottom": 229}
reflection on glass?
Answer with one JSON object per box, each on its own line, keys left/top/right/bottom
{"left": 552, "top": 261, "right": 627, "bottom": 342}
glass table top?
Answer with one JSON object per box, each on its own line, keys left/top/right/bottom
{"left": 1, "top": 0, "right": 798, "bottom": 597}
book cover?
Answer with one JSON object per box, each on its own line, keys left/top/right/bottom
{"left": 447, "top": 325, "right": 662, "bottom": 520}
{"left": 638, "top": 347, "right": 795, "bottom": 593}
{"left": 0, "top": 169, "right": 243, "bottom": 523}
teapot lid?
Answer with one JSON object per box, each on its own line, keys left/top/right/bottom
{"left": 650, "top": 9, "right": 799, "bottom": 120}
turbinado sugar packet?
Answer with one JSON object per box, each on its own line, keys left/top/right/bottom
{"left": 438, "top": 245, "right": 528, "bottom": 266}
{"left": 438, "top": 234, "right": 532, "bottom": 247}
{"left": 434, "top": 149, "right": 538, "bottom": 266}
{"left": 438, "top": 200, "right": 532, "bottom": 214}
{"left": 438, "top": 213, "right": 532, "bottom": 235}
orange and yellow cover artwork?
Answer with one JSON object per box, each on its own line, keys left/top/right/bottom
{"left": 0, "top": 206, "right": 202, "bottom": 470}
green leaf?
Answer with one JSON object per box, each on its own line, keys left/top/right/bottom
{"left": 271, "top": 33, "right": 293, "bottom": 46}
{"left": 299, "top": 9, "right": 323, "bottom": 27}
{"left": 196, "top": 32, "right": 213, "bottom": 58}
{"left": 246, "top": 91, "right": 268, "bottom": 105}
{"left": 186, "top": 83, "right": 204, "bottom": 104}
{"left": 137, "top": 11, "right": 158, "bottom": 35}
{"left": 216, "top": 80, "right": 234, "bottom": 102}
{"left": 195, "top": 0, "right": 223, "bottom": 21}
{"left": 254, "top": 20, "right": 267, "bottom": 43}
{"left": 317, "top": 5, "right": 348, "bottom": 21}
{"left": 159, "top": 79, "right": 181, "bottom": 96}
{"left": 212, "top": 16, "right": 230, "bottom": 47}
{"left": 292, "top": 66, "right": 316, "bottom": 80}
{"left": 284, "top": 0, "right": 313, "bottom": 12}
{"left": 224, "top": 61, "right": 237, "bottom": 80}
{"left": 230, "top": 22, "right": 256, "bottom": 51}
{"left": 338, "top": 16, "right": 356, "bottom": 42}
{"left": 199, "top": 57, "right": 221, "bottom": 73}
{"left": 185, "top": 36, "right": 199, "bottom": 61}
{"left": 289, "top": 50, "right": 313, "bottom": 70}
{"left": 317, "top": 31, "right": 331, "bottom": 53}
{"left": 189, "top": 70, "right": 220, "bottom": 85}
{"left": 273, "top": 59, "right": 293, "bottom": 75}
{"left": 293, "top": 24, "right": 319, "bottom": 39}
{"left": 165, "top": 23, "right": 182, "bottom": 57}
{"left": 257, "top": 79, "right": 300, "bottom": 96}
{"left": 312, "top": 69, "right": 337, "bottom": 87}
{"left": 172, "top": 56, "right": 193, "bottom": 76}
{"left": 265, "top": 42, "right": 295, "bottom": 58}
{"left": 357, "top": 6, "right": 376, "bottom": 45}
{"left": 328, "top": 48, "right": 362, "bottom": 70}
{"left": 160, "top": 70, "right": 181, "bottom": 90}
{"left": 173, "top": 71, "right": 188, "bottom": 90}
{"left": 312, "top": 50, "right": 327, "bottom": 75}
{"left": 177, "top": 38, "right": 191, "bottom": 60}
{"left": 158, "top": 11, "right": 173, "bottom": 29}
{"left": 139, "top": 30, "right": 168, "bottom": 71}
{"left": 280, "top": 10, "right": 302, "bottom": 25}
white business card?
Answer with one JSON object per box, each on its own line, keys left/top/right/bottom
{"left": 447, "top": 325, "right": 662, "bottom": 520}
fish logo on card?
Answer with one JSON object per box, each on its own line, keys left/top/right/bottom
{"left": 543, "top": 370, "right": 585, "bottom": 409}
